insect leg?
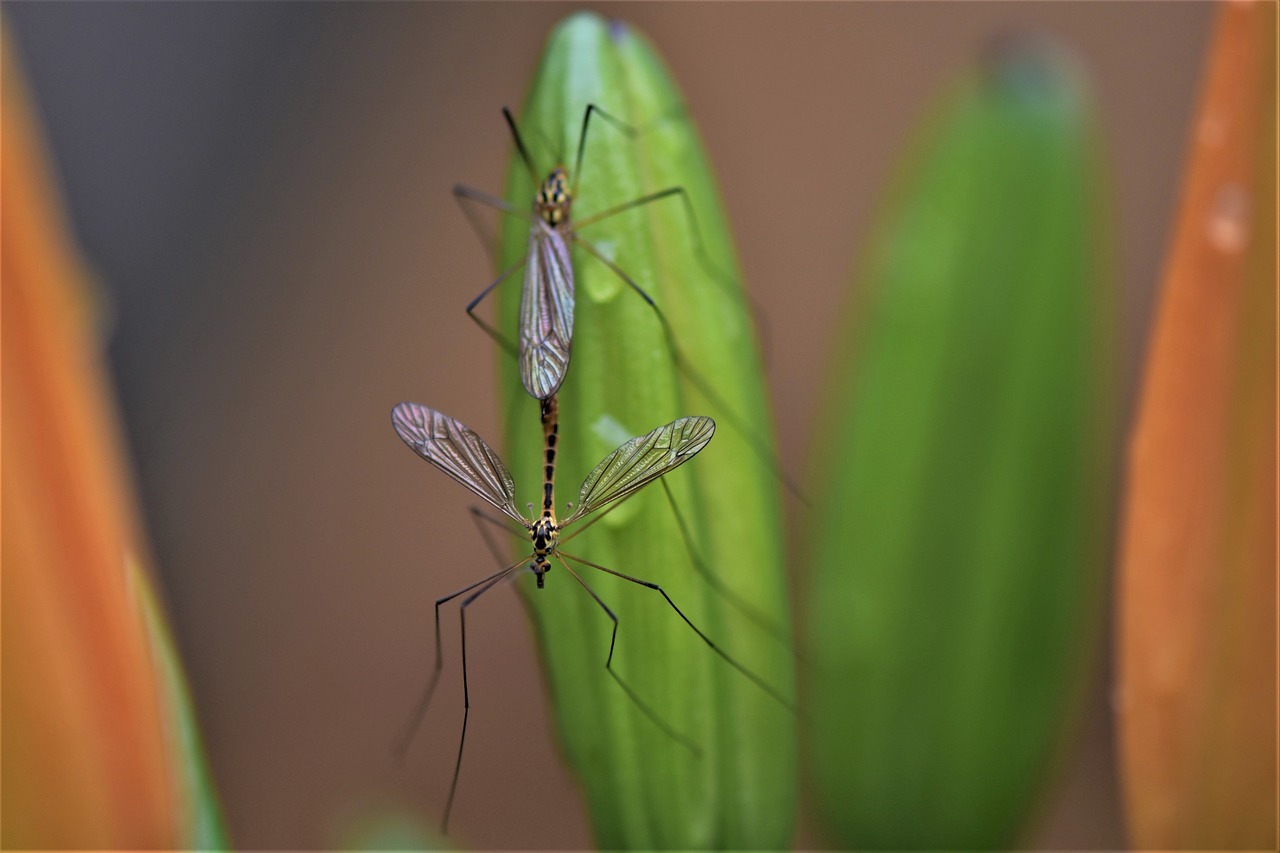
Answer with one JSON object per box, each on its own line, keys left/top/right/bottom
{"left": 574, "top": 186, "right": 733, "bottom": 295}
{"left": 468, "top": 505, "right": 526, "bottom": 567}
{"left": 576, "top": 187, "right": 740, "bottom": 304}
{"left": 572, "top": 233, "right": 659, "bottom": 307}
{"left": 564, "top": 98, "right": 779, "bottom": 368}
{"left": 392, "top": 560, "right": 523, "bottom": 761}
{"left": 657, "top": 478, "right": 796, "bottom": 652}
{"left": 501, "top": 106, "right": 542, "bottom": 189}
{"left": 552, "top": 554, "right": 699, "bottom": 754}
{"left": 452, "top": 183, "right": 533, "bottom": 258}
{"left": 570, "top": 103, "right": 702, "bottom": 198}
{"left": 571, "top": 103, "right": 638, "bottom": 197}
{"left": 451, "top": 183, "right": 531, "bottom": 356}
{"left": 571, "top": 235, "right": 808, "bottom": 504}
{"left": 561, "top": 479, "right": 798, "bottom": 654}
{"left": 442, "top": 561, "right": 524, "bottom": 833}
{"left": 558, "top": 550, "right": 795, "bottom": 714}
{"left": 576, "top": 183, "right": 778, "bottom": 368}
{"left": 463, "top": 255, "right": 526, "bottom": 358}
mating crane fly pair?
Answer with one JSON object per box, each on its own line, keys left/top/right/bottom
{"left": 391, "top": 103, "right": 790, "bottom": 833}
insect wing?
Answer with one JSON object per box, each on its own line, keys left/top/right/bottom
{"left": 391, "top": 402, "right": 527, "bottom": 525}
{"left": 518, "top": 222, "right": 575, "bottom": 400}
{"left": 566, "top": 416, "right": 716, "bottom": 524}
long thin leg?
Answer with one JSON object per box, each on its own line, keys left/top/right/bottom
{"left": 392, "top": 560, "right": 523, "bottom": 761}
{"left": 576, "top": 181, "right": 779, "bottom": 365}
{"left": 562, "top": 479, "right": 799, "bottom": 653}
{"left": 572, "top": 103, "right": 638, "bottom": 197}
{"left": 572, "top": 235, "right": 808, "bottom": 505}
{"left": 502, "top": 106, "right": 541, "bottom": 189}
{"left": 570, "top": 102, "right": 704, "bottom": 198}
{"left": 558, "top": 550, "right": 795, "bottom": 713}
{"left": 464, "top": 256, "right": 526, "bottom": 357}
{"left": 452, "top": 183, "right": 530, "bottom": 357}
{"left": 443, "top": 561, "right": 524, "bottom": 833}
{"left": 454, "top": 183, "right": 530, "bottom": 219}
{"left": 566, "top": 99, "right": 777, "bottom": 361}
{"left": 468, "top": 506, "right": 525, "bottom": 567}
{"left": 657, "top": 478, "right": 796, "bottom": 652}
{"left": 452, "top": 183, "right": 534, "bottom": 259}
{"left": 572, "top": 234, "right": 658, "bottom": 307}
{"left": 552, "top": 555, "right": 699, "bottom": 754}
{"left": 574, "top": 186, "right": 738, "bottom": 306}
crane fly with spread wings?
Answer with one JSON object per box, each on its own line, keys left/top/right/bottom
{"left": 389, "top": 400, "right": 763, "bottom": 831}
{"left": 392, "top": 400, "right": 715, "bottom": 587}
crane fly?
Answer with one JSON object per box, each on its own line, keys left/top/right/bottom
{"left": 456, "top": 104, "right": 725, "bottom": 401}
{"left": 390, "top": 398, "right": 792, "bottom": 831}
{"left": 456, "top": 104, "right": 809, "bottom": 502}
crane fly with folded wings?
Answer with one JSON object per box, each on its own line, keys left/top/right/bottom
{"left": 392, "top": 398, "right": 714, "bottom": 591}
{"left": 457, "top": 104, "right": 724, "bottom": 402}
{"left": 455, "top": 104, "right": 808, "bottom": 502}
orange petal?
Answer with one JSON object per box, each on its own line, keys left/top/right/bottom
{"left": 1, "top": 33, "right": 181, "bottom": 848}
{"left": 1114, "top": 1, "right": 1277, "bottom": 848}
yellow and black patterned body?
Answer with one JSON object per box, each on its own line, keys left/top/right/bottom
{"left": 529, "top": 517, "right": 559, "bottom": 589}
{"left": 534, "top": 168, "right": 573, "bottom": 228}
{"left": 529, "top": 395, "right": 562, "bottom": 588}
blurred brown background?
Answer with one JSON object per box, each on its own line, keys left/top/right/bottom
{"left": 5, "top": 2, "right": 1211, "bottom": 848}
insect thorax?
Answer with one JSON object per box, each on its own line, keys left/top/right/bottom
{"left": 534, "top": 168, "right": 572, "bottom": 227}
{"left": 529, "top": 518, "right": 557, "bottom": 589}
{"left": 530, "top": 516, "right": 559, "bottom": 557}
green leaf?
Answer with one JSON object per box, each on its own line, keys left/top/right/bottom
{"left": 494, "top": 11, "right": 795, "bottom": 849}
{"left": 804, "top": 40, "right": 1116, "bottom": 848}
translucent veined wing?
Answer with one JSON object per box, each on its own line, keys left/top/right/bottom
{"left": 518, "top": 221, "right": 575, "bottom": 400}
{"left": 391, "top": 402, "right": 528, "bottom": 525}
{"left": 565, "top": 416, "right": 716, "bottom": 525}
